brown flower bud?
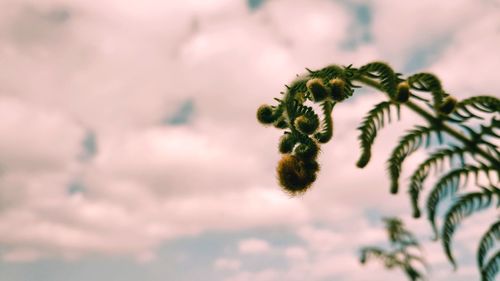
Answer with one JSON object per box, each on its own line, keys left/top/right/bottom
{"left": 306, "top": 78, "right": 329, "bottom": 102}
{"left": 329, "top": 78, "right": 345, "bottom": 101}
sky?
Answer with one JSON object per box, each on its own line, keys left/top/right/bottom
{"left": 0, "top": 0, "right": 499, "bottom": 280}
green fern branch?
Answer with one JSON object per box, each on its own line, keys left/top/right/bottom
{"left": 408, "top": 146, "right": 469, "bottom": 218}
{"left": 356, "top": 101, "right": 400, "bottom": 167}
{"left": 315, "top": 100, "right": 335, "bottom": 143}
{"left": 360, "top": 218, "right": 426, "bottom": 281}
{"left": 358, "top": 62, "right": 399, "bottom": 98}
{"left": 426, "top": 165, "right": 495, "bottom": 238}
{"left": 407, "top": 73, "right": 446, "bottom": 109}
{"left": 478, "top": 221, "right": 500, "bottom": 270}
{"left": 449, "top": 96, "right": 500, "bottom": 122}
{"left": 442, "top": 187, "right": 500, "bottom": 268}
{"left": 482, "top": 251, "right": 500, "bottom": 281}
{"left": 388, "top": 125, "right": 436, "bottom": 194}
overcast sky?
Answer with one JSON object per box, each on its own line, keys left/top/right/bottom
{"left": 0, "top": 0, "right": 499, "bottom": 280}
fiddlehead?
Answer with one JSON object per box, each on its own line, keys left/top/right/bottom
{"left": 257, "top": 61, "right": 500, "bottom": 279}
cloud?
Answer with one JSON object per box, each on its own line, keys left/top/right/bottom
{"left": 0, "top": 1, "right": 498, "bottom": 281}
{"left": 370, "top": 0, "right": 494, "bottom": 68}
{"left": 238, "top": 238, "right": 271, "bottom": 255}
{"left": 214, "top": 257, "right": 241, "bottom": 271}
{"left": 283, "top": 246, "right": 308, "bottom": 261}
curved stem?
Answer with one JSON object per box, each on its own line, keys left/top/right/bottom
{"left": 354, "top": 76, "right": 500, "bottom": 167}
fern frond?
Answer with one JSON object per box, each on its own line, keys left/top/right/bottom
{"left": 478, "top": 221, "right": 500, "bottom": 269}
{"left": 359, "top": 62, "right": 398, "bottom": 98}
{"left": 449, "top": 96, "right": 500, "bottom": 122}
{"left": 409, "top": 146, "right": 469, "bottom": 218}
{"left": 360, "top": 247, "right": 399, "bottom": 267}
{"left": 407, "top": 73, "right": 445, "bottom": 107}
{"left": 459, "top": 119, "right": 500, "bottom": 167}
{"left": 356, "top": 101, "right": 400, "bottom": 167}
{"left": 314, "top": 100, "right": 335, "bottom": 143}
{"left": 286, "top": 77, "right": 309, "bottom": 97}
{"left": 481, "top": 251, "right": 500, "bottom": 281}
{"left": 426, "top": 165, "right": 495, "bottom": 238}
{"left": 442, "top": 187, "right": 500, "bottom": 267}
{"left": 403, "top": 264, "right": 424, "bottom": 281}
{"left": 388, "top": 125, "right": 436, "bottom": 194}
{"left": 291, "top": 101, "right": 320, "bottom": 128}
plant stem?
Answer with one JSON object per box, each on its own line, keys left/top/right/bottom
{"left": 354, "top": 76, "right": 500, "bottom": 167}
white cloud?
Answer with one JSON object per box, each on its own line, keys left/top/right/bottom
{"left": 0, "top": 1, "right": 498, "bottom": 281}
{"left": 214, "top": 257, "right": 241, "bottom": 271}
{"left": 238, "top": 238, "right": 271, "bottom": 255}
{"left": 371, "top": 0, "right": 494, "bottom": 67}
{"left": 284, "top": 246, "right": 308, "bottom": 261}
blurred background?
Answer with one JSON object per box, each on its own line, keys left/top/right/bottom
{"left": 0, "top": 0, "right": 499, "bottom": 280}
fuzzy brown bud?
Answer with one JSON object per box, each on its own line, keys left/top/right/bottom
{"left": 277, "top": 155, "right": 317, "bottom": 195}
{"left": 329, "top": 78, "right": 345, "bottom": 101}
{"left": 279, "top": 134, "right": 296, "bottom": 154}
{"left": 438, "top": 96, "right": 457, "bottom": 115}
{"left": 256, "top": 105, "right": 275, "bottom": 124}
{"left": 294, "top": 115, "right": 319, "bottom": 135}
{"left": 306, "top": 78, "right": 329, "bottom": 102}
{"left": 395, "top": 82, "right": 410, "bottom": 103}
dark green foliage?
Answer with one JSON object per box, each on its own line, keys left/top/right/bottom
{"left": 442, "top": 187, "right": 500, "bottom": 267}
{"left": 388, "top": 125, "right": 436, "bottom": 194}
{"left": 478, "top": 221, "right": 500, "bottom": 269}
{"left": 449, "top": 96, "right": 500, "bottom": 122}
{"left": 257, "top": 61, "right": 500, "bottom": 280}
{"left": 314, "top": 100, "right": 334, "bottom": 143}
{"left": 359, "top": 62, "right": 398, "bottom": 98}
{"left": 482, "top": 252, "right": 500, "bottom": 281}
{"left": 360, "top": 218, "right": 426, "bottom": 281}
{"left": 356, "top": 101, "right": 399, "bottom": 168}
{"left": 407, "top": 72, "right": 445, "bottom": 109}
{"left": 426, "top": 165, "right": 495, "bottom": 238}
{"left": 408, "top": 146, "right": 469, "bottom": 218}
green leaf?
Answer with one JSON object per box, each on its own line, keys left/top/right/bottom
{"left": 449, "top": 96, "right": 500, "bottom": 122}
{"left": 442, "top": 187, "right": 500, "bottom": 268}
{"left": 426, "top": 165, "right": 494, "bottom": 238}
{"left": 478, "top": 221, "right": 500, "bottom": 269}
{"left": 359, "top": 62, "right": 398, "bottom": 98}
{"left": 388, "top": 125, "right": 435, "bottom": 194}
{"left": 407, "top": 73, "right": 445, "bottom": 108}
{"left": 408, "top": 146, "right": 469, "bottom": 218}
{"left": 356, "top": 101, "right": 399, "bottom": 167}
{"left": 481, "top": 251, "right": 499, "bottom": 281}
